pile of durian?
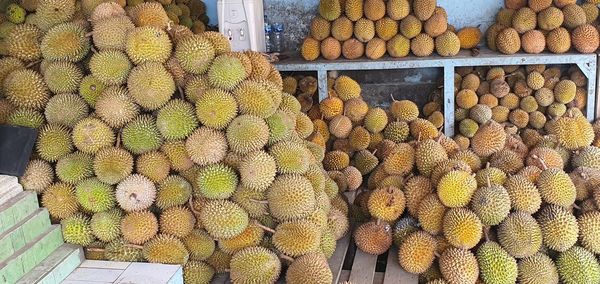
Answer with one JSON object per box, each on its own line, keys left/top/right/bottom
{"left": 0, "top": 1, "right": 351, "bottom": 284}
{"left": 487, "top": 0, "right": 600, "bottom": 54}
{"left": 0, "top": 0, "right": 208, "bottom": 38}
{"left": 301, "top": 0, "right": 483, "bottom": 60}
{"left": 284, "top": 72, "right": 600, "bottom": 284}
{"left": 455, "top": 64, "right": 588, "bottom": 144}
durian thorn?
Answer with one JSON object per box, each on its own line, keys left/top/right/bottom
{"left": 26, "top": 60, "right": 41, "bottom": 68}
{"left": 254, "top": 222, "right": 276, "bottom": 234}
{"left": 86, "top": 248, "right": 105, "bottom": 252}
{"left": 125, "top": 244, "right": 144, "bottom": 249}
{"left": 249, "top": 199, "right": 269, "bottom": 204}
{"left": 485, "top": 175, "right": 491, "bottom": 188}
{"left": 279, "top": 254, "right": 295, "bottom": 262}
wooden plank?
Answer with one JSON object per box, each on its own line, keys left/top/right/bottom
{"left": 328, "top": 232, "right": 351, "bottom": 284}
{"left": 383, "top": 247, "right": 419, "bottom": 284}
{"left": 338, "top": 270, "right": 350, "bottom": 283}
{"left": 348, "top": 249, "right": 377, "bottom": 284}
{"left": 374, "top": 272, "right": 385, "bottom": 284}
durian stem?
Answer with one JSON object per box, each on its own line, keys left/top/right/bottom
{"left": 279, "top": 254, "right": 294, "bottom": 262}
{"left": 434, "top": 252, "right": 441, "bottom": 258}
{"left": 26, "top": 60, "right": 41, "bottom": 68}
{"left": 249, "top": 199, "right": 269, "bottom": 204}
{"left": 485, "top": 176, "right": 491, "bottom": 188}
{"left": 86, "top": 248, "right": 105, "bottom": 252}
{"left": 178, "top": 86, "right": 184, "bottom": 99}
{"left": 483, "top": 227, "right": 491, "bottom": 242}
{"left": 125, "top": 244, "right": 144, "bottom": 249}
{"left": 572, "top": 203, "right": 581, "bottom": 210}
{"left": 188, "top": 197, "right": 201, "bottom": 215}
{"left": 486, "top": 162, "right": 490, "bottom": 169}
{"left": 532, "top": 155, "right": 549, "bottom": 171}
{"left": 115, "top": 131, "right": 121, "bottom": 148}
{"left": 390, "top": 94, "right": 397, "bottom": 102}
{"left": 376, "top": 218, "right": 381, "bottom": 226}
{"left": 85, "top": 32, "right": 93, "bottom": 37}
{"left": 254, "top": 222, "right": 276, "bottom": 234}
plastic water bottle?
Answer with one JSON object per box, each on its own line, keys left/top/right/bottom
{"left": 272, "top": 22, "right": 285, "bottom": 53}
{"left": 264, "top": 16, "right": 272, "bottom": 53}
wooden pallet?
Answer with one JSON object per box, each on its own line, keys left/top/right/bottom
{"left": 212, "top": 192, "right": 418, "bottom": 284}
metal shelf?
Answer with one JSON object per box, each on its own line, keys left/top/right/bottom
{"left": 274, "top": 48, "right": 598, "bottom": 136}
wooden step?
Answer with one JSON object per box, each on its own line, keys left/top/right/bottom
{"left": 0, "top": 191, "right": 39, "bottom": 235}
{"left": 0, "top": 176, "right": 22, "bottom": 206}
{"left": 0, "top": 209, "right": 51, "bottom": 263}
{"left": 0, "top": 225, "right": 63, "bottom": 284}
{"left": 17, "top": 244, "right": 84, "bottom": 284}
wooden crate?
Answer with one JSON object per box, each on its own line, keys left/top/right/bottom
{"left": 212, "top": 192, "right": 418, "bottom": 284}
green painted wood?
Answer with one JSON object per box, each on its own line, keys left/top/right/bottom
{"left": 0, "top": 192, "right": 39, "bottom": 235}
{"left": 0, "top": 209, "right": 50, "bottom": 263}
{"left": 18, "top": 244, "right": 84, "bottom": 284}
{"left": 0, "top": 225, "right": 63, "bottom": 284}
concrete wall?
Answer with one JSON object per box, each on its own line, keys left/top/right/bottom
{"left": 205, "top": 0, "right": 504, "bottom": 51}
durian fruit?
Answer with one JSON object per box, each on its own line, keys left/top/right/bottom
{"left": 497, "top": 211, "right": 543, "bottom": 258}
{"left": 267, "top": 174, "right": 315, "bottom": 221}
{"left": 411, "top": 33, "right": 435, "bottom": 57}
{"left": 470, "top": 183, "right": 511, "bottom": 226}
{"left": 91, "top": 15, "right": 135, "bottom": 51}
{"left": 230, "top": 246, "right": 281, "bottom": 284}
{"left": 199, "top": 200, "right": 249, "bottom": 239}
{"left": 577, "top": 211, "right": 600, "bottom": 254}
{"left": 270, "top": 220, "right": 321, "bottom": 257}
{"left": 175, "top": 34, "right": 215, "bottom": 74}
{"left": 156, "top": 99, "right": 198, "bottom": 141}
{"left": 183, "top": 261, "right": 214, "bottom": 284}
{"left": 115, "top": 174, "right": 156, "bottom": 212}
{"left": 79, "top": 75, "right": 106, "bottom": 107}
{"left": 95, "top": 86, "right": 139, "bottom": 129}
{"left": 90, "top": 209, "right": 122, "bottom": 243}
{"left": 442, "top": 208, "right": 482, "bottom": 250}
{"left": 127, "top": 1, "right": 170, "bottom": 28}
{"left": 457, "top": 27, "right": 482, "bottom": 49}
{"left": 226, "top": 114, "right": 269, "bottom": 155}
{"left": 496, "top": 28, "right": 521, "bottom": 55}
{"left": 550, "top": 112, "right": 594, "bottom": 150}
{"left": 353, "top": 220, "right": 392, "bottom": 255}
{"left": 19, "top": 159, "right": 54, "bottom": 193}
{"left": 556, "top": 246, "right": 600, "bottom": 284}
{"left": 120, "top": 211, "right": 159, "bottom": 245}
{"left": 186, "top": 127, "right": 228, "bottom": 166}
{"left": 521, "top": 30, "right": 546, "bottom": 54}
{"left": 301, "top": 37, "right": 320, "bottom": 61}
{"left": 121, "top": 115, "right": 163, "bottom": 155}
{"left": 127, "top": 62, "right": 175, "bottom": 110}
{"left": 40, "top": 21, "right": 89, "bottom": 62}
{"left": 512, "top": 7, "right": 537, "bottom": 33}
{"left": 537, "top": 204, "right": 579, "bottom": 252}
{"left": 159, "top": 206, "right": 195, "bottom": 238}
{"left": 285, "top": 253, "right": 333, "bottom": 284}
{"left": 42, "top": 182, "right": 79, "bottom": 220}
{"left": 476, "top": 242, "right": 518, "bottom": 284}
{"left": 318, "top": 0, "right": 341, "bottom": 21}
{"left": 4, "top": 69, "right": 49, "bottom": 110}
{"left": 517, "top": 253, "right": 559, "bottom": 284}
{"left": 143, "top": 234, "right": 189, "bottom": 264}
{"left": 156, "top": 179, "right": 193, "bottom": 209}
{"left": 435, "top": 31, "right": 460, "bottom": 57}
{"left": 7, "top": 108, "right": 45, "bottom": 128}
{"left": 536, "top": 166, "right": 576, "bottom": 207}
{"left": 413, "top": 0, "right": 436, "bottom": 21}
{"left": 437, "top": 170, "right": 477, "bottom": 208}
{"left": 367, "top": 186, "right": 406, "bottom": 222}
{"left": 72, "top": 117, "right": 115, "bottom": 154}
{"left": 42, "top": 61, "right": 82, "bottom": 94}
{"left": 75, "top": 177, "right": 114, "bottom": 213}
{"left": 471, "top": 120, "right": 507, "bottom": 157}
{"left": 182, "top": 229, "right": 215, "bottom": 261}
{"left": 194, "top": 89, "right": 238, "bottom": 130}
{"left": 310, "top": 16, "right": 331, "bottom": 41}
{"left": 5, "top": 23, "right": 42, "bottom": 61}
{"left": 93, "top": 147, "right": 133, "bottom": 185}
{"left": 400, "top": 15, "right": 423, "bottom": 39}
{"left": 61, "top": 214, "right": 95, "bottom": 246}
{"left": 89, "top": 50, "right": 131, "bottom": 86}
{"left": 438, "top": 248, "right": 479, "bottom": 284}
{"left": 197, "top": 163, "right": 238, "bottom": 199}
{"left": 546, "top": 27, "right": 571, "bottom": 54}
{"left": 44, "top": 93, "right": 89, "bottom": 128}
{"left": 398, "top": 231, "right": 437, "bottom": 274}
